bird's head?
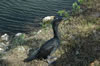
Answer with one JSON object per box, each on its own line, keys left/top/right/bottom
{"left": 52, "top": 16, "right": 63, "bottom": 25}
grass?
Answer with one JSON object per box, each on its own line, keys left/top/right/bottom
{"left": 55, "top": 14, "right": 100, "bottom": 66}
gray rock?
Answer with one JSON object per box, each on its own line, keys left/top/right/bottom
{"left": 1, "top": 33, "right": 9, "bottom": 41}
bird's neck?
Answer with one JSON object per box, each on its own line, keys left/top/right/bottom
{"left": 52, "top": 23, "right": 59, "bottom": 39}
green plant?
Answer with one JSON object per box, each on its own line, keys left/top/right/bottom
{"left": 72, "top": 2, "right": 80, "bottom": 14}
{"left": 11, "top": 34, "right": 26, "bottom": 46}
{"left": 78, "top": 0, "right": 84, "bottom": 4}
{"left": 57, "top": 10, "right": 69, "bottom": 17}
{"left": 57, "top": 10, "right": 65, "bottom": 16}
{"left": 64, "top": 11, "right": 70, "bottom": 17}
{"left": 41, "top": 22, "right": 51, "bottom": 29}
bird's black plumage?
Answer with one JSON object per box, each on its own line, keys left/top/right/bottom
{"left": 24, "top": 16, "right": 62, "bottom": 62}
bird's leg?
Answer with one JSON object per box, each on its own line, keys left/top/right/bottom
{"left": 47, "top": 56, "right": 57, "bottom": 59}
{"left": 46, "top": 56, "right": 57, "bottom": 64}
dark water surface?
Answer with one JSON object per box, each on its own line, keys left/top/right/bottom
{"left": 0, "top": 0, "right": 76, "bottom": 34}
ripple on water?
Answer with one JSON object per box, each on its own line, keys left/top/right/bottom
{"left": 0, "top": 0, "right": 76, "bottom": 34}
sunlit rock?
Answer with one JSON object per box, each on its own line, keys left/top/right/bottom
{"left": 37, "top": 30, "right": 42, "bottom": 34}
{"left": 0, "top": 42, "right": 8, "bottom": 53}
{"left": 0, "top": 48, "right": 4, "bottom": 53}
{"left": 0, "top": 42, "right": 6, "bottom": 47}
{"left": 0, "top": 48, "right": 3, "bottom": 51}
{"left": 42, "top": 16, "right": 55, "bottom": 23}
{"left": 1, "top": 33, "right": 9, "bottom": 41}
{"left": 17, "top": 46, "right": 25, "bottom": 51}
{"left": 15, "top": 33, "right": 23, "bottom": 37}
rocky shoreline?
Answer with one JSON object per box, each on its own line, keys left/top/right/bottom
{"left": 0, "top": 0, "right": 100, "bottom": 66}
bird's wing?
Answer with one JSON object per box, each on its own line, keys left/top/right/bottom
{"left": 39, "top": 39, "right": 58, "bottom": 56}
{"left": 40, "top": 38, "right": 55, "bottom": 49}
{"left": 24, "top": 48, "right": 40, "bottom": 62}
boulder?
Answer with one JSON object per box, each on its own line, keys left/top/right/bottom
{"left": 42, "top": 16, "right": 55, "bottom": 24}
{"left": 1, "top": 33, "right": 9, "bottom": 41}
{"left": 15, "top": 33, "right": 23, "bottom": 37}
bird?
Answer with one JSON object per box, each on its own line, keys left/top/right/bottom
{"left": 24, "top": 16, "right": 63, "bottom": 62}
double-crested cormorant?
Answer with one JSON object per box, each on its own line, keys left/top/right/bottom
{"left": 24, "top": 16, "right": 62, "bottom": 62}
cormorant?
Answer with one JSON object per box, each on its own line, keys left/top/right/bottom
{"left": 24, "top": 16, "right": 62, "bottom": 62}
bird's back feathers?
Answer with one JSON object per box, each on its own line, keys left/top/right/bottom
{"left": 24, "top": 48, "right": 40, "bottom": 62}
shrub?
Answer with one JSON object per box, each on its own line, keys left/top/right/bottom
{"left": 72, "top": 2, "right": 80, "bottom": 14}
{"left": 57, "top": 10, "right": 69, "bottom": 17}
{"left": 78, "top": 0, "right": 84, "bottom": 4}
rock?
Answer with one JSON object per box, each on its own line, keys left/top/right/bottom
{"left": 0, "top": 48, "right": 4, "bottom": 51}
{"left": 37, "top": 30, "right": 42, "bottom": 34}
{"left": 0, "top": 42, "right": 8, "bottom": 53}
{"left": 1, "top": 33, "right": 9, "bottom": 41}
{"left": 17, "top": 46, "right": 25, "bottom": 52}
{"left": 15, "top": 33, "right": 23, "bottom": 37}
{"left": 42, "top": 16, "right": 55, "bottom": 23}
{"left": 0, "top": 42, "right": 6, "bottom": 47}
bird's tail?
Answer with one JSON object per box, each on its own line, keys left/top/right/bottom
{"left": 24, "top": 48, "right": 40, "bottom": 62}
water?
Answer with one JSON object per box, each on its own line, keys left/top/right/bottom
{"left": 0, "top": 0, "right": 76, "bottom": 34}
